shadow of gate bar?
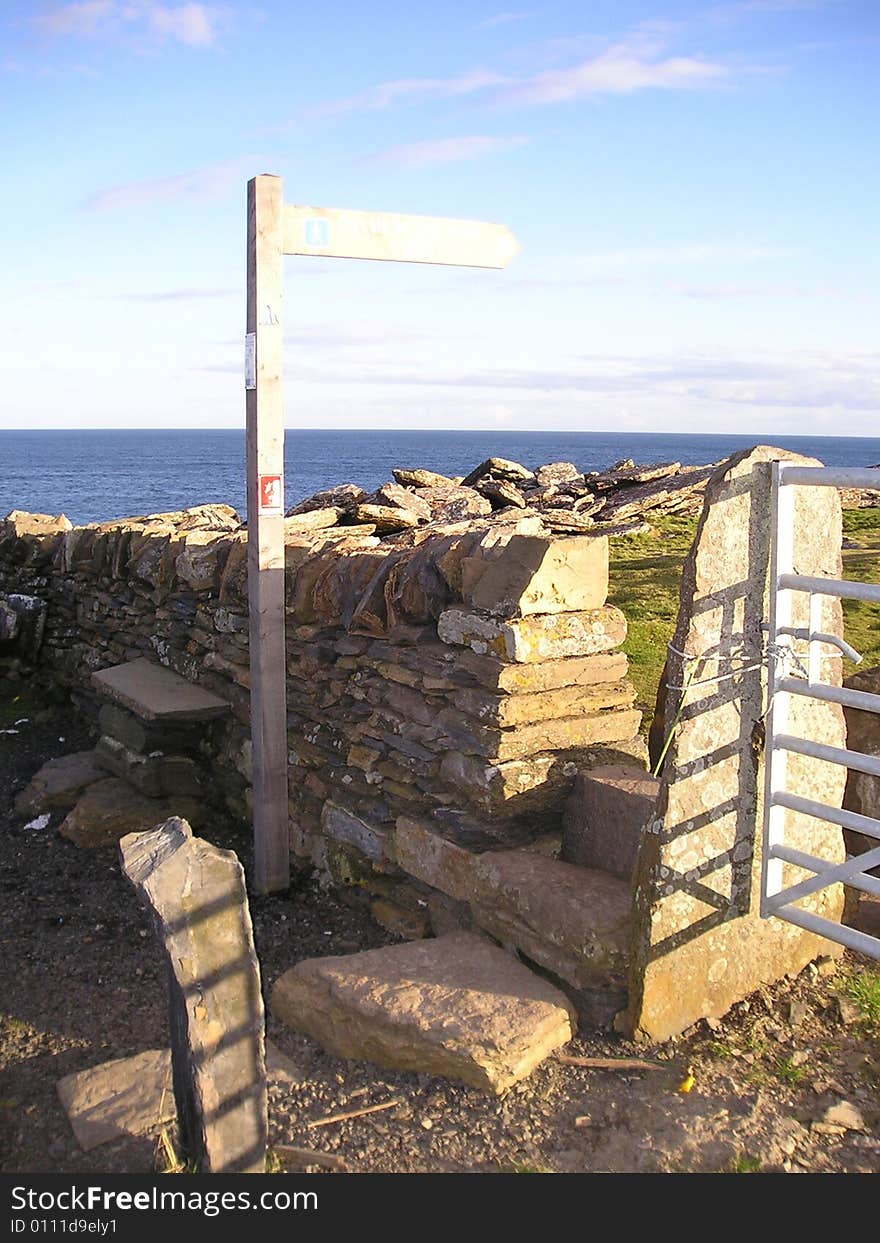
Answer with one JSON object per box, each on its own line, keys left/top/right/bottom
{"left": 626, "top": 446, "right": 860, "bottom": 1042}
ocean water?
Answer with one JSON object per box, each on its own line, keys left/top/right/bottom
{"left": 1, "top": 429, "right": 879, "bottom": 527}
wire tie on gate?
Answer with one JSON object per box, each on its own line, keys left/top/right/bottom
{"left": 664, "top": 641, "right": 765, "bottom": 690}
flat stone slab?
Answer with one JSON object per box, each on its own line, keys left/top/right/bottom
{"left": 462, "top": 533, "right": 609, "bottom": 618}
{"left": 271, "top": 931, "right": 576, "bottom": 1094}
{"left": 438, "top": 605, "right": 627, "bottom": 664}
{"left": 92, "top": 658, "right": 228, "bottom": 722}
{"left": 14, "top": 749, "right": 107, "bottom": 817}
{"left": 57, "top": 1049, "right": 175, "bottom": 1152}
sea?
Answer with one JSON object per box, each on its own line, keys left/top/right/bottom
{"left": 2, "top": 429, "right": 879, "bottom": 527}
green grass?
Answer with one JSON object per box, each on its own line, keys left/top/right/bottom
{"left": 774, "top": 1055, "right": 808, "bottom": 1086}
{"left": 608, "top": 513, "right": 696, "bottom": 732}
{"left": 607, "top": 508, "right": 880, "bottom": 737}
{"left": 841, "top": 509, "right": 880, "bottom": 679}
{"left": 841, "top": 966, "right": 880, "bottom": 1036}
{"left": 843, "top": 508, "right": 880, "bottom": 536}
{"left": 731, "top": 1153, "right": 762, "bottom": 1174}
{"left": 0, "top": 687, "right": 32, "bottom": 728}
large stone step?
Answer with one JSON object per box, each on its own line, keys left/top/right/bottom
{"left": 393, "top": 815, "right": 632, "bottom": 1028}
{"left": 271, "top": 931, "right": 576, "bottom": 1094}
{"left": 467, "top": 850, "right": 632, "bottom": 1027}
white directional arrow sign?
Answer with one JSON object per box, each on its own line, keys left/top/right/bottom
{"left": 284, "top": 204, "right": 520, "bottom": 269}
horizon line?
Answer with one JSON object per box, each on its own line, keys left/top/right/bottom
{"left": 1, "top": 428, "right": 879, "bottom": 441}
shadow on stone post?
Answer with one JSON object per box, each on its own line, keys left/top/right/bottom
{"left": 120, "top": 817, "right": 268, "bottom": 1173}
{"left": 625, "top": 446, "right": 848, "bottom": 1042}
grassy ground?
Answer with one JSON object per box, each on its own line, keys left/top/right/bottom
{"left": 608, "top": 508, "right": 880, "bottom": 735}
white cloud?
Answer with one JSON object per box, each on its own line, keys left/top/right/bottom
{"left": 673, "top": 282, "right": 847, "bottom": 299}
{"left": 103, "top": 287, "right": 237, "bottom": 301}
{"left": 478, "top": 11, "right": 538, "bottom": 28}
{"left": 317, "top": 35, "right": 731, "bottom": 115}
{"left": 285, "top": 322, "right": 430, "bottom": 349}
{"left": 497, "top": 42, "right": 728, "bottom": 105}
{"left": 85, "top": 155, "right": 265, "bottom": 212}
{"left": 36, "top": 1, "right": 115, "bottom": 37}
{"left": 569, "top": 241, "right": 799, "bottom": 274}
{"left": 218, "top": 346, "right": 880, "bottom": 418}
{"left": 364, "top": 134, "right": 528, "bottom": 168}
{"left": 36, "top": 1, "right": 223, "bottom": 47}
{"left": 319, "top": 69, "right": 505, "bottom": 115}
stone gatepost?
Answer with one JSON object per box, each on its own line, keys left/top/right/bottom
{"left": 120, "top": 817, "right": 268, "bottom": 1172}
{"left": 626, "top": 447, "right": 848, "bottom": 1041}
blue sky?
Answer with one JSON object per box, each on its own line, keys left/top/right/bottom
{"left": 1, "top": 0, "right": 877, "bottom": 433}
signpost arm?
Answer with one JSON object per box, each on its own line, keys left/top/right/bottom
{"left": 246, "top": 174, "right": 290, "bottom": 894}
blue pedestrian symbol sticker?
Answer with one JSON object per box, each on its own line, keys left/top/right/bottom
{"left": 304, "top": 218, "right": 329, "bottom": 248}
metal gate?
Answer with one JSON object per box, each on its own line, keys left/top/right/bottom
{"left": 761, "top": 462, "right": 880, "bottom": 957}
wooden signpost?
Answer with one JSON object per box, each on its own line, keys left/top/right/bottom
{"left": 246, "top": 174, "right": 519, "bottom": 893}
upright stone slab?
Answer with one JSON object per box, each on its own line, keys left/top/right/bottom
{"left": 562, "top": 764, "right": 659, "bottom": 880}
{"left": 627, "top": 447, "right": 847, "bottom": 1042}
{"left": 120, "top": 817, "right": 267, "bottom": 1173}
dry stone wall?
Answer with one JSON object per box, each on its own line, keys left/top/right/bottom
{"left": 0, "top": 499, "right": 644, "bottom": 934}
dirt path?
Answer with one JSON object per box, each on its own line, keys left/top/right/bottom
{"left": 1, "top": 683, "right": 878, "bottom": 1175}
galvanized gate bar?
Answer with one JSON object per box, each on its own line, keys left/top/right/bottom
{"left": 772, "top": 628, "right": 862, "bottom": 663}
{"left": 778, "top": 573, "right": 880, "bottom": 603}
{"left": 770, "top": 905, "right": 880, "bottom": 957}
{"left": 767, "top": 843, "right": 880, "bottom": 904}
{"left": 777, "top": 676, "right": 880, "bottom": 713}
{"left": 777, "top": 734, "right": 880, "bottom": 778}
{"left": 772, "top": 789, "right": 880, "bottom": 840}
{"left": 761, "top": 459, "right": 880, "bottom": 959}
{"left": 778, "top": 466, "right": 880, "bottom": 489}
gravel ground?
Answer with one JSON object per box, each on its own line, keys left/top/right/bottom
{"left": 1, "top": 679, "right": 878, "bottom": 1176}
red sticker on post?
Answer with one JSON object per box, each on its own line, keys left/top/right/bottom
{"left": 258, "top": 474, "right": 283, "bottom": 515}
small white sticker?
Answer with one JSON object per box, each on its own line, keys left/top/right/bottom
{"left": 245, "top": 332, "right": 256, "bottom": 390}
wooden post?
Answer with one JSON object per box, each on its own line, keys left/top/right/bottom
{"left": 244, "top": 183, "right": 519, "bottom": 893}
{"left": 246, "top": 174, "right": 290, "bottom": 893}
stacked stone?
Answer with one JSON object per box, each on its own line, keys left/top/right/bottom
{"left": 90, "top": 658, "right": 229, "bottom": 803}
{"left": 278, "top": 527, "right": 643, "bottom": 876}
